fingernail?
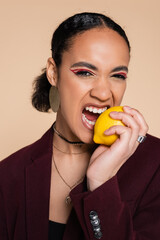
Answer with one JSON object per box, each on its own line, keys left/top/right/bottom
{"left": 109, "top": 111, "right": 119, "bottom": 117}
{"left": 104, "top": 129, "right": 110, "bottom": 135}
{"left": 109, "top": 111, "right": 118, "bottom": 115}
{"left": 123, "top": 106, "right": 131, "bottom": 110}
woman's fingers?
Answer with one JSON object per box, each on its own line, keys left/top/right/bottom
{"left": 104, "top": 125, "right": 131, "bottom": 142}
{"left": 123, "top": 106, "right": 149, "bottom": 136}
{"left": 108, "top": 110, "right": 139, "bottom": 146}
{"left": 104, "top": 106, "right": 148, "bottom": 149}
{"left": 88, "top": 106, "right": 149, "bottom": 187}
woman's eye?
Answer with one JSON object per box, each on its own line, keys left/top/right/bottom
{"left": 76, "top": 70, "right": 93, "bottom": 76}
{"left": 70, "top": 69, "right": 94, "bottom": 77}
{"left": 112, "top": 73, "right": 127, "bottom": 80}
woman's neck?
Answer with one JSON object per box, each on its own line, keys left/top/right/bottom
{"left": 53, "top": 120, "right": 94, "bottom": 155}
{"left": 53, "top": 130, "right": 93, "bottom": 155}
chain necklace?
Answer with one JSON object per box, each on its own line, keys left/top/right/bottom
{"left": 53, "top": 122, "right": 84, "bottom": 145}
{"left": 52, "top": 155, "right": 84, "bottom": 205}
{"left": 53, "top": 143, "right": 88, "bottom": 155}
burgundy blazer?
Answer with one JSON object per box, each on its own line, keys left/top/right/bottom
{"left": 0, "top": 126, "right": 160, "bottom": 240}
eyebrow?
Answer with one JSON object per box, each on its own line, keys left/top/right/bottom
{"left": 70, "top": 61, "right": 128, "bottom": 73}
{"left": 70, "top": 62, "right": 98, "bottom": 71}
{"left": 111, "top": 66, "right": 128, "bottom": 73}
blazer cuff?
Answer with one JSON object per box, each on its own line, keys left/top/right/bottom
{"left": 70, "top": 176, "right": 127, "bottom": 239}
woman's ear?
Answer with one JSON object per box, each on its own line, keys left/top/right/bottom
{"left": 46, "top": 57, "right": 58, "bottom": 86}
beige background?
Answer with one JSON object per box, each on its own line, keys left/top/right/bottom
{"left": 0, "top": 0, "right": 160, "bottom": 160}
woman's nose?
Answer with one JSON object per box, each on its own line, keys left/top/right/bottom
{"left": 90, "top": 78, "right": 112, "bottom": 102}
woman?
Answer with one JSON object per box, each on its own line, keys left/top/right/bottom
{"left": 0, "top": 12, "right": 160, "bottom": 240}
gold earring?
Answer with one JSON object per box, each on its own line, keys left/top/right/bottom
{"left": 49, "top": 86, "right": 60, "bottom": 112}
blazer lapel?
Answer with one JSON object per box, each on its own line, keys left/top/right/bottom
{"left": 25, "top": 127, "right": 53, "bottom": 240}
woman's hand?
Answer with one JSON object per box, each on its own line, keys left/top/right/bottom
{"left": 87, "top": 106, "right": 149, "bottom": 191}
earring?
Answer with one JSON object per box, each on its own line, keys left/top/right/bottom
{"left": 49, "top": 86, "right": 60, "bottom": 112}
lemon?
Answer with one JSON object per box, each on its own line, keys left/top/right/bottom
{"left": 93, "top": 106, "right": 125, "bottom": 146}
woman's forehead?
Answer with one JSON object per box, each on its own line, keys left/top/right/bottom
{"left": 61, "top": 28, "right": 130, "bottom": 67}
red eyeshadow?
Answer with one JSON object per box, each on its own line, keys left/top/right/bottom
{"left": 70, "top": 68, "right": 94, "bottom": 75}
{"left": 118, "top": 72, "right": 127, "bottom": 78}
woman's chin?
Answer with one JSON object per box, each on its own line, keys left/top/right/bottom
{"left": 80, "top": 132, "right": 95, "bottom": 145}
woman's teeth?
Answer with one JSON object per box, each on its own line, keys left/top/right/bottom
{"left": 85, "top": 106, "right": 108, "bottom": 114}
{"left": 82, "top": 114, "right": 96, "bottom": 126}
{"left": 82, "top": 106, "right": 108, "bottom": 127}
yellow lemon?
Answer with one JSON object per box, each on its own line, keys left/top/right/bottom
{"left": 93, "top": 106, "right": 125, "bottom": 146}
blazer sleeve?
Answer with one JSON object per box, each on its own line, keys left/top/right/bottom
{"left": 70, "top": 166, "right": 160, "bottom": 240}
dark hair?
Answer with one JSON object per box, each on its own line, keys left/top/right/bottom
{"left": 32, "top": 12, "right": 130, "bottom": 112}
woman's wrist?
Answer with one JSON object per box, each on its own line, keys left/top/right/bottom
{"left": 87, "top": 177, "right": 108, "bottom": 191}
{"left": 87, "top": 166, "right": 118, "bottom": 191}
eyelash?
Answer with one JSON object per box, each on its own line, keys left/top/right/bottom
{"left": 112, "top": 73, "right": 127, "bottom": 80}
{"left": 70, "top": 69, "right": 94, "bottom": 77}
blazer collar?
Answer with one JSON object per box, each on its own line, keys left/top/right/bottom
{"left": 25, "top": 126, "right": 53, "bottom": 239}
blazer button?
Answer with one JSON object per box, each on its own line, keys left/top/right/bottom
{"left": 89, "top": 211, "right": 98, "bottom": 220}
{"left": 93, "top": 226, "right": 101, "bottom": 232}
{"left": 94, "top": 231, "right": 103, "bottom": 239}
{"left": 91, "top": 218, "right": 100, "bottom": 227}
{"left": 89, "top": 211, "right": 102, "bottom": 239}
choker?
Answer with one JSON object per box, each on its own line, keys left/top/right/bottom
{"left": 53, "top": 122, "right": 84, "bottom": 145}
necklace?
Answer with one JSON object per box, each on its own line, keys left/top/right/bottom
{"left": 52, "top": 156, "right": 84, "bottom": 205}
{"left": 53, "top": 144, "right": 88, "bottom": 155}
{"left": 53, "top": 122, "right": 84, "bottom": 145}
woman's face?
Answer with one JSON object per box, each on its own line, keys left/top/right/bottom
{"left": 55, "top": 27, "right": 130, "bottom": 143}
